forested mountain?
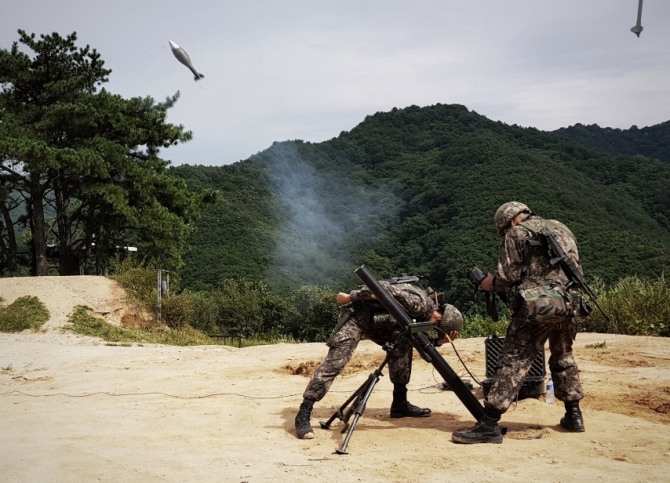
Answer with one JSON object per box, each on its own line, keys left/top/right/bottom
{"left": 172, "top": 104, "right": 670, "bottom": 310}
{"left": 554, "top": 121, "right": 670, "bottom": 162}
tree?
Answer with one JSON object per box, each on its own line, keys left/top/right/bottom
{"left": 0, "top": 185, "right": 21, "bottom": 275}
{"left": 0, "top": 30, "right": 196, "bottom": 275}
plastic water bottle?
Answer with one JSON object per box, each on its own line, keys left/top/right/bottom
{"left": 546, "top": 376, "right": 555, "bottom": 404}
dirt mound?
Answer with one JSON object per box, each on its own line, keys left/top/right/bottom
{"left": 0, "top": 275, "right": 147, "bottom": 330}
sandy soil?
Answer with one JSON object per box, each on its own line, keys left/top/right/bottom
{"left": 1, "top": 276, "right": 669, "bottom": 482}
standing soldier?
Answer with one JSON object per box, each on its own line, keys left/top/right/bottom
{"left": 295, "top": 281, "right": 463, "bottom": 439}
{"left": 453, "top": 201, "right": 589, "bottom": 444}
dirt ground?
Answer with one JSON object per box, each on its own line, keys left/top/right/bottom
{"left": 1, "top": 276, "right": 669, "bottom": 482}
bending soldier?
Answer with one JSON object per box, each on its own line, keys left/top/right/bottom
{"left": 295, "top": 281, "right": 463, "bottom": 440}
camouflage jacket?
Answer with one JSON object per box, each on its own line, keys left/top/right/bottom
{"left": 495, "top": 215, "right": 583, "bottom": 299}
{"left": 349, "top": 282, "right": 437, "bottom": 330}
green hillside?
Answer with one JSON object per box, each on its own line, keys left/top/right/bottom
{"left": 172, "top": 104, "right": 670, "bottom": 310}
{"left": 554, "top": 121, "right": 670, "bottom": 163}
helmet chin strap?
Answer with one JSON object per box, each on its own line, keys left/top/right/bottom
{"left": 509, "top": 211, "right": 532, "bottom": 230}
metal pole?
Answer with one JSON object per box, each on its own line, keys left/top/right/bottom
{"left": 157, "top": 269, "right": 162, "bottom": 321}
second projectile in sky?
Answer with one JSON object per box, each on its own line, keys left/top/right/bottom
{"left": 631, "top": 0, "right": 644, "bottom": 37}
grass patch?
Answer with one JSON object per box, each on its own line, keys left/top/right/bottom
{"left": 66, "top": 305, "right": 216, "bottom": 346}
{"left": 0, "top": 296, "right": 50, "bottom": 332}
{"left": 585, "top": 341, "right": 607, "bottom": 349}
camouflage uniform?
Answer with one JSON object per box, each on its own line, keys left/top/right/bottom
{"left": 486, "top": 215, "right": 585, "bottom": 413}
{"left": 302, "top": 282, "right": 437, "bottom": 402}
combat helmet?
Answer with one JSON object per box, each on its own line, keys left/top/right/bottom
{"left": 438, "top": 304, "right": 463, "bottom": 334}
{"left": 494, "top": 201, "right": 531, "bottom": 236}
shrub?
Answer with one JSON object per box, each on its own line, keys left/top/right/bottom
{"left": 159, "top": 293, "right": 195, "bottom": 329}
{"left": 285, "top": 286, "right": 338, "bottom": 342}
{"left": 110, "top": 256, "right": 158, "bottom": 311}
{"left": 0, "top": 296, "right": 50, "bottom": 332}
{"left": 178, "top": 290, "right": 220, "bottom": 334}
{"left": 211, "top": 279, "right": 265, "bottom": 338}
{"left": 460, "top": 314, "right": 509, "bottom": 339}
{"left": 584, "top": 275, "right": 670, "bottom": 336}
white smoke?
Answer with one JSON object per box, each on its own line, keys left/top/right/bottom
{"left": 264, "top": 142, "right": 398, "bottom": 288}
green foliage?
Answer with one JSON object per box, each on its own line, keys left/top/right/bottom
{"left": 159, "top": 294, "right": 195, "bottom": 329}
{"left": 207, "top": 279, "right": 267, "bottom": 338}
{"left": 5, "top": 74, "right": 670, "bottom": 341}
{"left": 109, "top": 255, "right": 339, "bottom": 344}
{"left": 66, "top": 305, "right": 214, "bottom": 345}
{"left": 110, "top": 256, "right": 158, "bottom": 311}
{"left": 174, "top": 104, "right": 670, "bottom": 318}
{"left": 284, "top": 286, "right": 339, "bottom": 342}
{"left": 174, "top": 290, "right": 220, "bottom": 334}
{"left": 182, "top": 279, "right": 336, "bottom": 342}
{"left": 554, "top": 122, "right": 670, "bottom": 164}
{"left": 171, "top": 163, "right": 276, "bottom": 290}
{"left": 583, "top": 275, "right": 670, "bottom": 336}
{"left": 0, "top": 296, "right": 50, "bottom": 332}
{"left": 67, "top": 306, "right": 135, "bottom": 342}
{"left": 110, "top": 256, "right": 201, "bottom": 331}
{"left": 462, "top": 275, "right": 670, "bottom": 338}
{"left": 459, "top": 314, "right": 510, "bottom": 339}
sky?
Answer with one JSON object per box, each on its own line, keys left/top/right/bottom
{"left": 2, "top": 1, "right": 669, "bottom": 166}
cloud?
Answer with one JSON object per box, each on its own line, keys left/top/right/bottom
{"left": 2, "top": 1, "right": 669, "bottom": 165}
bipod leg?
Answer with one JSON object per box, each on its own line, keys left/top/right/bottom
{"left": 319, "top": 385, "right": 361, "bottom": 430}
{"left": 319, "top": 356, "right": 389, "bottom": 430}
{"left": 335, "top": 357, "right": 388, "bottom": 455}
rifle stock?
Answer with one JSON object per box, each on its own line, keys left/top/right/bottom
{"left": 540, "top": 228, "right": 610, "bottom": 322}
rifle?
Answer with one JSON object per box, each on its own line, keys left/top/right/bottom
{"left": 357, "top": 273, "right": 428, "bottom": 301}
{"left": 538, "top": 228, "right": 611, "bottom": 322}
{"left": 382, "top": 274, "right": 422, "bottom": 285}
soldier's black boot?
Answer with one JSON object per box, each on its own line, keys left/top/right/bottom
{"left": 560, "top": 400, "right": 585, "bottom": 432}
{"left": 452, "top": 407, "right": 503, "bottom": 444}
{"left": 295, "top": 399, "right": 315, "bottom": 439}
{"left": 390, "top": 385, "right": 431, "bottom": 418}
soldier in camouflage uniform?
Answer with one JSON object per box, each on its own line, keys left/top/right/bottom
{"left": 294, "top": 282, "right": 463, "bottom": 440}
{"left": 452, "top": 201, "right": 587, "bottom": 445}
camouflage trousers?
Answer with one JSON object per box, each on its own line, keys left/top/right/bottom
{"left": 485, "top": 313, "right": 585, "bottom": 413}
{"left": 302, "top": 307, "right": 413, "bottom": 402}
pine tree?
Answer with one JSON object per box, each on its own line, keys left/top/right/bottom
{"left": 0, "top": 30, "right": 195, "bottom": 275}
